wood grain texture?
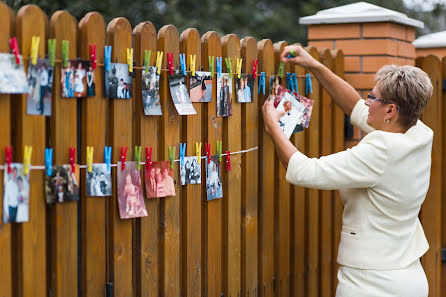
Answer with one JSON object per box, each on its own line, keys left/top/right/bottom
{"left": 106, "top": 17, "right": 134, "bottom": 297}
{"left": 442, "top": 56, "right": 446, "bottom": 297}
{"left": 49, "top": 10, "right": 78, "bottom": 297}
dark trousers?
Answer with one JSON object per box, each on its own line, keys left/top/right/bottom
{"left": 39, "top": 85, "right": 46, "bottom": 113}
{"left": 8, "top": 206, "right": 17, "bottom": 222}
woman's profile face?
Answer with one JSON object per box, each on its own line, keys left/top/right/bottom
{"left": 365, "top": 84, "right": 389, "bottom": 131}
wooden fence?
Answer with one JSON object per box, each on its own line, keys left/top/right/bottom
{"left": 0, "top": 2, "right": 444, "bottom": 297}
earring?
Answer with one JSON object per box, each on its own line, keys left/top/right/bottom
{"left": 386, "top": 119, "right": 390, "bottom": 124}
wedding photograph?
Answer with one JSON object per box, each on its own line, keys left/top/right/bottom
{"left": 27, "top": 58, "right": 53, "bottom": 116}
{"left": 206, "top": 156, "right": 223, "bottom": 201}
{"left": 61, "top": 60, "right": 90, "bottom": 98}
{"left": 3, "top": 164, "right": 30, "bottom": 223}
{"left": 85, "top": 163, "right": 112, "bottom": 197}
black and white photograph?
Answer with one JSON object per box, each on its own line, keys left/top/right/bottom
{"left": 86, "top": 163, "right": 112, "bottom": 197}
{"left": 142, "top": 66, "right": 162, "bottom": 115}
{"left": 27, "top": 58, "right": 53, "bottom": 116}
{"left": 3, "top": 164, "right": 30, "bottom": 223}
{"left": 206, "top": 156, "right": 223, "bottom": 201}
{"left": 169, "top": 70, "right": 197, "bottom": 115}
{"left": 105, "top": 63, "right": 132, "bottom": 99}
{"left": 235, "top": 74, "right": 254, "bottom": 103}
{"left": 189, "top": 71, "right": 212, "bottom": 102}
{"left": 0, "top": 53, "right": 29, "bottom": 94}
{"left": 180, "top": 156, "right": 201, "bottom": 185}
{"left": 45, "top": 165, "right": 80, "bottom": 204}
{"left": 216, "top": 73, "right": 232, "bottom": 117}
{"left": 276, "top": 91, "right": 307, "bottom": 139}
{"left": 61, "top": 60, "right": 91, "bottom": 98}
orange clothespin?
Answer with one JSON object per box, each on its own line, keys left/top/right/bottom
{"left": 89, "top": 44, "right": 97, "bottom": 70}
{"left": 9, "top": 37, "right": 20, "bottom": 65}
{"left": 225, "top": 151, "right": 231, "bottom": 171}
{"left": 120, "top": 146, "right": 128, "bottom": 171}
{"left": 69, "top": 147, "right": 76, "bottom": 173}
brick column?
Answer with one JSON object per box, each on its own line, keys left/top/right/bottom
{"left": 414, "top": 31, "right": 446, "bottom": 58}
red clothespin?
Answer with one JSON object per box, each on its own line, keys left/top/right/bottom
{"left": 5, "top": 146, "right": 12, "bottom": 174}
{"left": 205, "top": 143, "right": 211, "bottom": 164}
{"left": 252, "top": 59, "right": 258, "bottom": 79}
{"left": 9, "top": 37, "right": 20, "bottom": 65}
{"left": 225, "top": 151, "right": 231, "bottom": 171}
{"left": 167, "top": 53, "right": 174, "bottom": 75}
{"left": 120, "top": 146, "right": 128, "bottom": 171}
{"left": 89, "top": 44, "right": 97, "bottom": 70}
{"left": 69, "top": 147, "right": 76, "bottom": 173}
{"left": 145, "top": 147, "right": 152, "bottom": 171}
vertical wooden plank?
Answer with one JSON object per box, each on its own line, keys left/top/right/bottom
{"left": 157, "top": 24, "right": 181, "bottom": 297}
{"left": 201, "top": 31, "right": 223, "bottom": 297}
{"left": 221, "top": 33, "right": 242, "bottom": 297}
{"left": 133, "top": 21, "right": 160, "bottom": 297}
{"left": 0, "top": 3, "right": 14, "bottom": 297}
{"left": 106, "top": 17, "right": 133, "bottom": 297}
{"left": 79, "top": 12, "right": 106, "bottom": 297}
{"left": 257, "top": 39, "right": 275, "bottom": 297}
{"left": 442, "top": 56, "right": 446, "bottom": 297}
{"left": 180, "top": 28, "right": 202, "bottom": 297}
{"left": 417, "top": 55, "right": 442, "bottom": 297}
{"left": 240, "top": 36, "right": 258, "bottom": 297}
{"left": 49, "top": 11, "right": 78, "bottom": 297}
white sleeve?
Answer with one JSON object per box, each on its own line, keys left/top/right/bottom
{"left": 350, "top": 99, "right": 375, "bottom": 134}
{"left": 285, "top": 132, "right": 388, "bottom": 190}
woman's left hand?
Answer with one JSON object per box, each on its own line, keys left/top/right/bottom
{"left": 262, "top": 95, "right": 285, "bottom": 135}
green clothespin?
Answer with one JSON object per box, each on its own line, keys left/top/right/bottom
{"left": 48, "top": 39, "right": 56, "bottom": 67}
{"left": 144, "top": 49, "right": 151, "bottom": 73}
{"left": 168, "top": 146, "right": 176, "bottom": 169}
{"left": 135, "top": 146, "right": 142, "bottom": 170}
{"left": 62, "top": 40, "right": 69, "bottom": 68}
{"left": 209, "top": 56, "right": 214, "bottom": 77}
{"left": 225, "top": 57, "right": 232, "bottom": 78}
{"left": 216, "top": 141, "right": 222, "bottom": 162}
{"left": 277, "top": 61, "right": 284, "bottom": 78}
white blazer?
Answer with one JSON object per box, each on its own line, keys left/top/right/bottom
{"left": 286, "top": 99, "right": 431, "bottom": 270}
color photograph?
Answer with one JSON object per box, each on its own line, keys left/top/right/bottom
{"left": 105, "top": 63, "right": 132, "bottom": 99}
{"left": 276, "top": 92, "right": 307, "bottom": 139}
{"left": 296, "top": 94, "right": 314, "bottom": 128}
{"left": 27, "top": 58, "right": 53, "bottom": 116}
{"left": 180, "top": 156, "right": 201, "bottom": 185}
{"left": 235, "top": 74, "right": 254, "bottom": 103}
{"left": 169, "top": 70, "right": 197, "bottom": 115}
{"left": 61, "top": 60, "right": 91, "bottom": 98}
{"left": 117, "top": 161, "right": 147, "bottom": 219}
{"left": 216, "top": 73, "right": 232, "bottom": 117}
{"left": 0, "top": 53, "right": 29, "bottom": 94}
{"left": 142, "top": 66, "right": 162, "bottom": 115}
{"left": 144, "top": 161, "right": 176, "bottom": 198}
{"left": 86, "top": 163, "right": 112, "bottom": 197}
{"left": 45, "top": 165, "right": 80, "bottom": 204}
{"left": 206, "top": 156, "right": 223, "bottom": 201}
{"left": 189, "top": 71, "right": 212, "bottom": 102}
{"left": 3, "top": 163, "right": 30, "bottom": 223}
{"left": 270, "top": 79, "right": 286, "bottom": 108}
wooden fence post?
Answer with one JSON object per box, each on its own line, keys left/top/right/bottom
{"left": 442, "top": 56, "right": 446, "bottom": 297}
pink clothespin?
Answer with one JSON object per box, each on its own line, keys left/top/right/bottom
{"left": 9, "top": 37, "right": 20, "bottom": 65}
{"left": 252, "top": 59, "right": 258, "bottom": 79}
{"left": 120, "top": 146, "right": 128, "bottom": 171}
{"left": 167, "top": 53, "right": 174, "bottom": 75}
{"left": 205, "top": 143, "right": 211, "bottom": 164}
{"left": 225, "top": 151, "right": 231, "bottom": 171}
{"left": 69, "top": 147, "right": 76, "bottom": 173}
{"left": 145, "top": 147, "right": 152, "bottom": 171}
{"left": 89, "top": 44, "right": 97, "bottom": 70}
{"left": 5, "top": 146, "right": 12, "bottom": 174}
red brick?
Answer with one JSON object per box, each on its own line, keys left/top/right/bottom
{"left": 397, "top": 41, "right": 415, "bottom": 58}
{"left": 308, "top": 24, "right": 361, "bottom": 40}
{"left": 362, "top": 56, "right": 413, "bottom": 72}
{"left": 406, "top": 28, "right": 416, "bottom": 42}
{"left": 362, "top": 23, "right": 407, "bottom": 40}
{"left": 344, "top": 73, "right": 375, "bottom": 89}
{"left": 416, "top": 48, "right": 446, "bottom": 59}
{"left": 336, "top": 39, "right": 398, "bottom": 56}
{"left": 308, "top": 40, "right": 335, "bottom": 50}
{"left": 344, "top": 56, "right": 360, "bottom": 72}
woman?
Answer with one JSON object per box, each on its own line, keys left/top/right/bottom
{"left": 262, "top": 45, "right": 433, "bottom": 297}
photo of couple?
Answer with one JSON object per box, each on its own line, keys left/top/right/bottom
{"left": 105, "top": 63, "right": 132, "bottom": 99}
{"left": 144, "top": 161, "right": 176, "bottom": 198}
{"left": 27, "top": 58, "right": 53, "bottom": 116}
{"left": 142, "top": 66, "right": 162, "bottom": 115}
{"left": 216, "top": 73, "right": 232, "bottom": 117}
{"left": 235, "top": 74, "right": 254, "bottom": 103}
{"left": 3, "top": 164, "right": 29, "bottom": 223}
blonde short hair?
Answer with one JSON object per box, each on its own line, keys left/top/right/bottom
{"left": 375, "top": 65, "right": 433, "bottom": 127}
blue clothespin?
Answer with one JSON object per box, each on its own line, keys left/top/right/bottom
{"left": 179, "top": 143, "right": 186, "bottom": 166}
{"left": 258, "top": 72, "right": 266, "bottom": 95}
{"left": 179, "top": 53, "right": 187, "bottom": 76}
{"left": 292, "top": 73, "right": 298, "bottom": 94}
{"left": 104, "top": 146, "right": 112, "bottom": 173}
{"left": 45, "top": 148, "right": 53, "bottom": 176}
{"left": 286, "top": 73, "right": 292, "bottom": 92}
{"left": 216, "top": 57, "right": 222, "bottom": 78}
{"left": 104, "top": 46, "right": 112, "bottom": 72}
{"left": 306, "top": 73, "right": 313, "bottom": 95}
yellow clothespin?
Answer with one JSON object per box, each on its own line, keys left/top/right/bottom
{"left": 23, "top": 146, "right": 32, "bottom": 175}
{"left": 126, "top": 48, "right": 133, "bottom": 73}
{"left": 31, "top": 36, "right": 40, "bottom": 65}
{"left": 86, "top": 146, "right": 94, "bottom": 173}
{"left": 190, "top": 54, "right": 196, "bottom": 76}
{"left": 236, "top": 58, "right": 243, "bottom": 79}
{"left": 156, "top": 51, "right": 163, "bottom": 75}
{"left": 196, "top": 142, "right": 202, "bottom": 164}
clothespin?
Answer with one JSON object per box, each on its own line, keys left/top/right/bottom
{"left": 145, "top": 147, "right": 152, "bottom": 171}
{"left": 104, "top": 146, "right": 112, "bottom": 173}
{"left": 9, "top": 37, "right": 20, "bottom": 65}
{"left": 225, "top": 151, "right": 231, "bottom": 171}
{"left": 31, "top": 36, "right": 40, "bottom": 65}
{"left": 23, "top": 146, "right": 32, "bottom": 175}
{"left": 62, "top": 40, "right": 69, "bottom": 68}
{"left": 209, "top": 56, "right": 214, "bottom": 77}
{"left": 126, "top": 48, "right": 133, "bottom": 73}
{"left": 205, "top": 143, "right": 211, "bottom": 164}
{"left": 189, "top": 54, "right": 196, "bottom": 76}
{"left": 45, "top": 148, "right": 53, "bottom": 176}
{"left": 216, "top": 141, "right": 222, "bottom": 162}
{"left": 89, "top": 44, "right": 97, "bottom": 70}
{"left": 179, "top": 143, "right": 186, "bottom": 166}
{"left": 252, "top": 59, "right": 258, "bottom": 79}
{"left": 104, "top": 45, "right": 112, "bottom": 71}
{"left": 195, "top": 142, "right": 202, "bottom": 164}
{"left": 216, "top": 57, "right": 222, "bottom": 78}
{"left": 258, "top": 72, "right": 266, "bottom": 95}
{"left": 48, "top": 39, "right": 56, "bottom": 67}
{"left": 168, "top": 146, "right": 175, "bottom": 169}
{"left": 86, "top": 146, "right": 94, "bottom": 173}
{"left": 120, "top": 146, "right": 128, "bottom": 171}
{"left": 69, "top": 147, "right": 76, "bottom": 173}
{"left": 286, "top": 73, "right": 292, "bottom": 92}
{"left": 225, "top": 57, "right": 233, "bottom": 78}
{"left": 144, "top": 49, "right": 151, "bottom": 73}
{"left": 156, "top": 51, "right": 163, "bottom": 75}
{"left": 167, "top": 53, "right": 174, "bottom": 75}
{"left": 277, "top": 61, "right": 284, "bottom": 78}
{"left": 286, "top": 49, "right": 296, "bottom": 58}
{"left": 135, "top": 146, "right": 142, "bottom": 170}
{"left": 292, "top": 73, "right": 298, "bottom": 94}
{"left": 5, "top": 146, "right": 12, "bottom": 174}
{"left": 236, "top": 58, "right": 242, "bottom": 79}
{"left": 179, "top": 53, "right": 187, "bottom": 76}
{"left": 306, "top": 73, "right": 313, "bottom": 95}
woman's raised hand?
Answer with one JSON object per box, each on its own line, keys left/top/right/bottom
{"left": 281, "top": 45, "right": 318, "bottom": 69}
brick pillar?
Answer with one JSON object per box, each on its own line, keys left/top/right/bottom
{"left": 414, "top": 31, "right": 446, "bottom": 58}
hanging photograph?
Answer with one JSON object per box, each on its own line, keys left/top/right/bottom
{"left": 276, "top": 92, "right": 307, "bottom": 139}
{"left": 270, "top": 77, "right": 286, "bottom": 107}
{"left": 142, "top": 66, "right": 162, "bottom": 115}
{"left": 45, "top": 165, "right": 80, "bottom": 204}
{"left": 144, "top": 161, "right": 176, "bottom": 198}
{"left": 189, "top": 71, "right": 212, "bottom": 102}
{"left": 216, "top": 73, "right": 232, "bottom": 117}
{"left": 296, "top": 94, "right": 314, "bottom": 128}
{"left": 86, "top": 65, "right": 95, "bottom": 97}
{"left": 0, "top": 53, "right": 29, "bottom": 94}
{"left": 235, "top": 74, "right": 254, "bottom": 103}
{"left": 61, "top": 60, "right": 91, "bottom": 98}
{"left": 117, "top": 161, "right": 147, "bottom": 219}
{"left": 85, "top": 163, "right": 112, "bottom": 197}
{"left": 206, "top": 156, "right": 223, "bottom": 200}
{"left": 27, "top": 58, "right": 53, "bottom": 116}
{"left": 169, "top": 70, "right": 197, "bottom": 115}
{"left": 3, "top": 163, "right": 30, "bottom": 223}
{"left": 180, "top": 156, "right": 201, "bottom": 186}
{"left": 105, "top": 63, "right": 132, "bottom": 99}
